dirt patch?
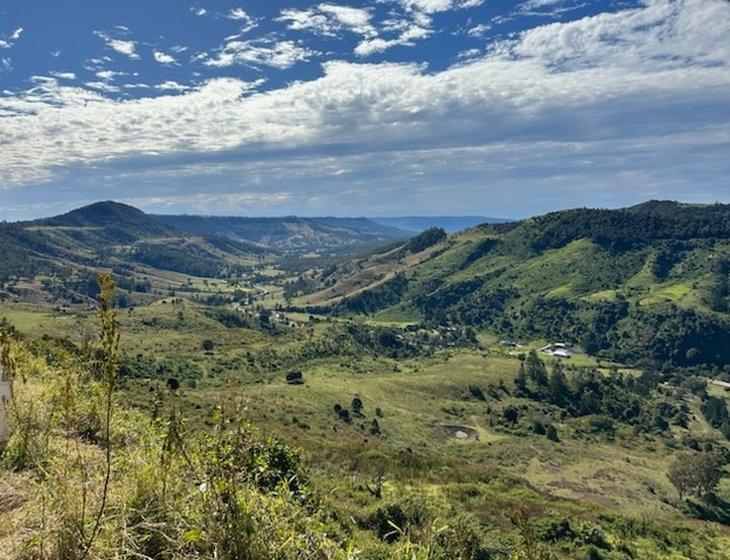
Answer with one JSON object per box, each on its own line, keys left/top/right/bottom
{"left": 0, "top": 473, "right": 29, "bottom": 515}
{"left": 438, "top": 424, "right": 479, "bottom": 441}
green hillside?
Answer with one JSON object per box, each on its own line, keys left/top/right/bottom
{"left": 0, "top": 202, "right": 410, "bottom": 305}
{"left": 297, "top": 202, "right": 730, "bottom": 368}
{"left": 0, "top": 202, "right": 267, "bottom": 304}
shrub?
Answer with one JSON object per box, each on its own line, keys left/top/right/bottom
{"left": 504, "top": 406, "right": 519, "bottom": 424}
{"left": 545, "top": 424, "right": 559, "bottom": 442}
{"left": 368, "top": 495, "right": 431, "bottom": 542}
{"left": 285, "top": 371, "right": 304, "bottom": 385}
{"left": 468, "top": 384, "right": 486, "bottom": 401}
{"left": 532, "top": 419, "right": 546, "bottom": 435}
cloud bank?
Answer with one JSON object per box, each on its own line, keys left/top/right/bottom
{"left": 0, "top": 0, "right": 727, "bottom": 216}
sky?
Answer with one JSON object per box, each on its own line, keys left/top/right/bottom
{"left": 0, "top": 0, "right": 728, "bottom": 220}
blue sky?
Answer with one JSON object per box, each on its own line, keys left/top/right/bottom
{"left": 0, "top": 0, "right": 728, "bottom": 220}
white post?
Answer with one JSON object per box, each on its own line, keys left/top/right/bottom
{"left": 0, "top": 379, "right": 9, "bottom": 442}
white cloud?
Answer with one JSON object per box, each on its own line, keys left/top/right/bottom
{"left": 203, "top": 39, "right": 317, "bottom": 69}
{"left": 227, "top": 8, "right": 259, "bottom": 32}
{"left": 0, "top": 0, "right": 727, "bottom": 202}
{"left": 399, "top": 0, "right": 484, "bottom": 13}
{"left": 193, "top": 7, "right": 207, "bottom": 16}
{"left": 319, "top": 4, "right": 376, "bottom": 35}
{"left": 94, "top": 30, "right": 139, "bottom": 59}
{"left": 84, "top": 81, "right": 121, "bottom": 93}
{"left": 154, "top": 80, "right": 192, "bottom": 92}
{"left": 457, "top": 48, "right": 482, "bottom": 59}
{"left": 467, "top": 23, "right": 491, "bottom": 37}
{"left": 96, "top": 70, "right": 125, "bottom": 80}
{"left": 0, "top": 27, "right": 23, "bottom": 49}
{"left": 355, "top": 24, "right": 431, "bottom": 56}
{"left": 517, "top": 0, "right": 589, "bottom": 18}
{"left": 278, "top": 4, "right": 376, "bottom": 37}
{"left": 153, "top": 50, "right": 177, "bottom": 65}
{"left": 50, "top": 71, "right": 77, "bottom": 80}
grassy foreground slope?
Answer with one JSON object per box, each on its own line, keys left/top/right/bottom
{"left": 1, "top": 282, "right": 730, "bottom": 559}
{"left": 298, "top": 201, "right": 730, "bottom": 368}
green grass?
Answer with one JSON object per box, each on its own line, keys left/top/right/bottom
{"left": 4, "top": 295, "right": 730, "bottom": 559}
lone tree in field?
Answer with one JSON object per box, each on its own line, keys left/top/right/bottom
{"left": 668, "top": 450, "right": 729, "bottom": 500}
{"left": 351, "top": 397, "right": 363, "bottom": 417}
{"left": 202, "top": 339, "right": 215, "bottom": 352}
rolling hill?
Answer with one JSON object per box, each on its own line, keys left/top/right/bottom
{"left": 0, "top": 202, "right": 267, "bottom": 302}
{"left": 0, "top": 202, "right": 407, "bottom": 304}
{"left": 152, "top": 214, "right": 408, "bottom": 253}
{"left": 296, "top": 201, "right": 730, "bottom": 367}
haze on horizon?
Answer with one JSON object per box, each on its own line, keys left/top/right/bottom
{"left": 0, "top": 0, "right": 728, "bottom": 221}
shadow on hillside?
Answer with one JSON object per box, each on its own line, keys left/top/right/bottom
{"left": 680, "top": 495, "right": 730, "bottom": 525}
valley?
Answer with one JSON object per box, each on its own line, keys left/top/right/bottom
{"left": 0, "top": 200, "right": 728, "bottom": 559}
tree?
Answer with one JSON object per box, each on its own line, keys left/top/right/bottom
{"left": 546, "top": 424, "right": 559, "bottom": 442}
{"left": 532, "top": 419, "right": 546, "bottom": 435}
{"left": 526, "top": 351, "right": 548, "bottom": 386}
{"left": 468, "top": 384, "right": 486, "bottom": 401}
{"left": 202, "top": 339, "right": 215, "bottom": 352}
{"left": 337, "top": 408, "right": 351, "bottom": 423}
{"left": 548, "top": 362, "right": 571, "bottom": 406}
{"left": 701, "top": 396, "right": 729, "bottom": 428}
{"left": 504, "top": 405, "right": 519, "bottom": 424}
{"left": 514, "top": 362, "right": 529, "bottom": 397}
{"left": 668, "top": 450, "right": 729, "bottom": 500}
{"left": 351, "top": 397, "right": 363, "bottom": 417}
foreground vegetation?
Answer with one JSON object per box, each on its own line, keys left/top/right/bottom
{"left": 1, "top": 273, "right": 729, "bottom": 559}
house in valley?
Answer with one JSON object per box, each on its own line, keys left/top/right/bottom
{"left": 540, "top": 342, "right": 573, "bottom": 358}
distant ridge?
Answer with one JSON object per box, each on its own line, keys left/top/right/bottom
{"left": 152, "top": 214, "right": 408, "bottom": 253}
{"left": 371, "top": 216, "right": 510, "bottom": 233}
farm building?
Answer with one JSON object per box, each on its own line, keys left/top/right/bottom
{"left": 540, "top": 342, "right": 573, "bottom": 358}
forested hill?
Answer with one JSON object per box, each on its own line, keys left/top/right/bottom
{"left": 152, "top": 214, "right": 408, "bottom": 253}
{"left": 0, "top": 201, "right": 269, "bottom": 301}
{"left": 296, "top": 201, "right": 730, "bottom": 368}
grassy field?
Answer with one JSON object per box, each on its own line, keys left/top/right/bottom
{"left": 2, "top": 296, "right": 730, "bottom": 558}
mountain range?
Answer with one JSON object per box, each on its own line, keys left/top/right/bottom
{"left": 370, "top": 216, "right": 510, "bottom": 233}
{"left": 0, "top": 201, "right": 410, "bottom": 288}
